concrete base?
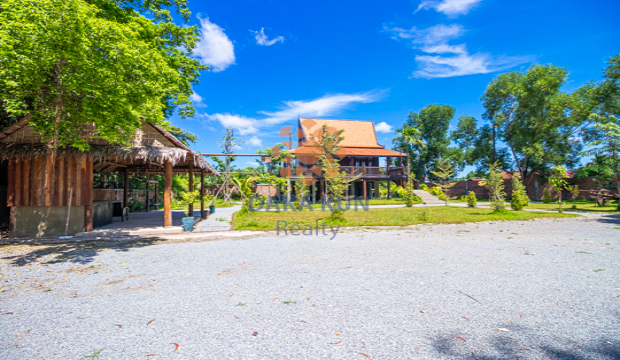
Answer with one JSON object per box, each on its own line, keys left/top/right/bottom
{"left": 10, "top": 206, "right": 85, "bottom": 238}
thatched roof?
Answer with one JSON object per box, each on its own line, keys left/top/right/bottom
{"left": 0, "top": 115, "right": 218, "bottom": 175}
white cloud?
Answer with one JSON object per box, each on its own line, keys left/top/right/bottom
{"left": 201, "top": 91, "right": 383, "bottom": 136}
{"left": 202, "top": 113, "right": 258, "bottom": 135}
{"left": 414, "top": 53, "right": 533, "bottom": 78}
{"left": 374, "top": 122, "right": 393, "bottom": 133}
{"left": 248, "top": 136, "right": 263, "bottom": 147}
{"left": 193, "top": 16, "right": 235, "bottom": 72}
{"left": 190, "top": 91, "right": 207, "bottom": 107}
{"left": 259, "top": 91, "right": 383, "bottom": 125}
{"left": 252, "top": 28, "right": 285, "bottom": 46}
{"left": 190, "top": 92, "right": 203, "bottom": 103}
{"left": 416, "top": 0, "right": 482, "bottom": 16}
{"left": 384, "top": 23, "right": 533, "bottom": 78}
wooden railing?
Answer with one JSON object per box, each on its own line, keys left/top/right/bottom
{"left": 337, "top": 166, "right": 405, "bottom": 177}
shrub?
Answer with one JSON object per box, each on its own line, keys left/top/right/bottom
{"left": 420, "top": 183, "right": 430, "bottom": 192}
{"left": 479, "top": 162, "right": 506, "bottom": 212}
{"left": 542, "top": 188, "right": 552, "bottom": 203}
{"left": 429, "top": 186, "right": 447, "bottom": 201}
{"left": 466, "top": 191, "right": 477, "bottom": 207}
{"left": 402, "top": 175, "right": 422, "bottom": 207}
{"left": 510, "top": 174, "right": 529, "bottom": 210}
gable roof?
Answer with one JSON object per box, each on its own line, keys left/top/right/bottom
{"left": 0, "top": 115, "right": 217, "bottom": 174}
{"left": 298, "top": 118, "right": 382, "bottom": 148}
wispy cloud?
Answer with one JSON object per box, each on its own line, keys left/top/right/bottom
{"left": 374, "top": 122, "right": 393, "bottom": 133}
{"left": 201, "top": 91, "right": 384, "bottom": 135}
{"left": 384, "top": 23, "right": 533, "bottom": 78}
{"left": 193, "top": 16, "right": 235, "bottom": 72}
{"left": 416, "top": 0, "right": 483, "bottom": 16}
{"left": 414, "top": 53, "right": 533, "bottom": 78}
{"left": 385, "top": 24, "right": 466, "bottom": 54}
{"left": 190, "top": 91, "right": 207, "bottom": 107}
{"left": 248, "top": 136, "right": 263, "bottom": 147}
{"left": 252, "top": 28, "right": 285, "bottom": 46}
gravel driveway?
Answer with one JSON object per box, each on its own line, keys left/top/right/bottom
{"left": 1, "top": 214, "right": 619, "bottom": 359}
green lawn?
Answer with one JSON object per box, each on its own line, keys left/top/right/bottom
{"left": 172, "top": 199, "right": 236, "bottom": 210}
{"left": 232, "top": 206, "right": 578, "bottom": 231}
{"left": 523, "top": 200, "right": 619, "bottom": 213}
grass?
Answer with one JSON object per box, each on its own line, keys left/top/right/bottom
{"left": 523, "top": 200, "right": 619, "bottom": 213}
{"left": 171, "top": 199, "right": 236, "bottom": 210}
{"left": 232, "top": 206, "right": 578, "bottom": 231}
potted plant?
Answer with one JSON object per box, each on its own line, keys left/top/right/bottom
{"left": 202, "top": 194, "right": 216, "bottom": 214}
{"left": 179, "top": 190, "right": 200, "bottom": 231}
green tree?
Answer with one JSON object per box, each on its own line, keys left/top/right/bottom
{"left": 402, "top": 174, "right": 422, "bottom": 207}
{"left": 481, "top": 64, "right": 594, "bottom": 188}
{"left": 451, "top": 116, "right": 512, "bottom": 175}
{"left": 542, "top": 188, "right": 552, "bottom": 204}
{"left": 394, "top": 105, "right": 464, "bottom": 181}
{"left": 431, "top": 159, "right": 456, "bottom": 205}
{"left": 0, "top": 0, "right": 206, "bottom": 149}
{"left": 510, "top": 173, "right": 529, "bottom": 210}
{"left": 548, "top": 166, "right": 569, "bottom": 212}
{"left": 479, "top": 162, "right": 506, "bottom": 212}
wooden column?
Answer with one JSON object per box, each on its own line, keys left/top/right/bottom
{"left": 84, "top": 156, "right": 93, "bottom": 232}
{"left": 145, "top": 180, "right": 149, "bottom": 212}
{"left": 200, "top": 169, "right": 205, "bottom": 215}
{"left": 362, "top": 180, "right": 367, "bottom": 199}
{"left": 123, "top": 168, "right": 129, "bottom": 208}
{"left": 154, "top": 183, "right": 159, "bottom": 210}
{"left": 387, "top": 179, "right": 391, "bottom": 199}
{"left": 164, "top": 160, "right": 172, "bottom": 227}
{"left": 188, "top": 162, "right": 194, "bottom": 216}
{"left": 399, "top": 156, "right": 402, "bottom": 167}
{"left": 386, "top": 157, "right": 390, "bottom": 175}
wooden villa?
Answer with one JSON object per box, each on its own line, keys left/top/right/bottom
{"left": 0, "top": 115, "right": 217, "bottom": 238}
{"left": 289, "top": 118, "right": 409, "bottom": 200}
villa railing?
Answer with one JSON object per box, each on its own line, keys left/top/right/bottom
{"left": 337, "top": 166, "right": 405, "bottom": 177}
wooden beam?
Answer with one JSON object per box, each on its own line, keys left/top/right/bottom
{"left": 123, "top": 168, "right": 129, "bottom": 208}
{"left": 84, "top": 156, "right": 93, "bottom": 232}
{"left": 188, "top": 162, "right": 194, "bottom": 216}
{"left": 7, "top": 159, "right": 15, "bottom": 207}
{"left": 14, "top": 160, "right": 21, "bottom": 206}
{"left": 363, "top": 180, "right": 367, "bottom": 199}
{"left": 22, "top": 159, "right": 30, "bottom": 206}
{"left": 164, "top": 160, "right": 172, "bottom": 227}
{"left": 200, "top": 168, "right": 205, "bottom": 216}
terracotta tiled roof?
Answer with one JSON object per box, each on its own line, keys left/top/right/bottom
{"left": 298, "top": 118, "right": 382, "bottom": 148}
{"left": 290, "top": 146, "right": 406, "bottom": 157}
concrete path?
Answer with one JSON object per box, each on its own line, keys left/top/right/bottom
{"left": 194, "top": 205, "right": 241, "bottom": 232}
{"left": 413, "top": 189, "right": 445, "bottom": 204}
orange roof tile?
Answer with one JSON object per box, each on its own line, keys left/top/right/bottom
{"left": 298, "top": 118, "right": 382, "bottom": 148}
{"left": 290, "top": 146, "right": 406, "bottom": 157}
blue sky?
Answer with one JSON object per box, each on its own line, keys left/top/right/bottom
{"left": 170, "top": 0, "right": 620, "bottom": 171}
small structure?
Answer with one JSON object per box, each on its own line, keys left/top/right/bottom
{"left": 289, "top": 118, "right": 409, "bottom": 200}
{"left": 0, "top": 115, "right": 217, "bottom": 238}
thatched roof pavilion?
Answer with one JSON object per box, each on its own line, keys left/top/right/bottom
{"left": 0, "top": 115, "right": 217, "bottom": 238}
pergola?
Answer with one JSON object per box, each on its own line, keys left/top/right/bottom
{"left": 0, "top": 116, "right": 218, "bottom": 237}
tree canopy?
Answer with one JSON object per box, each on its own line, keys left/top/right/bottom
{"left": 0, "top": 0, "right": 206, "bottom": 149}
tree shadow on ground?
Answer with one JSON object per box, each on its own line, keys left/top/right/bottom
{"left": 0, "top": 236, "right": 177, "bottom": 266}
{"left": 429, "top": 324, "right": 619, "bottom": 359}
{"left": 592, "top": 213, "right": 620, "bottom": 225}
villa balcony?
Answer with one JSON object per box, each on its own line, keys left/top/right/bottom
{"left": 337, "top": 166, "right": 405, "bottom": 178}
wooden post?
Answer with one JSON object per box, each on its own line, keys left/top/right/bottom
{"left": 154, "top": 183, "right": 159, "bottom": 210}
{"left": 164, "top": 160, "right": 172, "bottom": 227}
{"left": 363, "top": 180, "right": 367, "bottom": 199}
{"left": 145, "top": 179, "right": 149, "bottom": 212}
{"left": 399, "top": 156, "right": 402, "bottom": 167}
{"left": 188, "top": 162, "right": 194, "bottom": 216}
{"left": 84, "top": 156, "right": 93, "bottom": 232}
{"left": 123, "top": 168, "right": 129, "bottom": 209}
{"left": 387, "top": 179, "right": 391, "bottom": 199}
{"left": 7, "top": 159, "right": 15, "bottom": 207}
{"left": 386, "top": 156, "right": 390, "bottom": 176}
{"left": 200, "top": 169, "right": 205, "bottom": 216}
